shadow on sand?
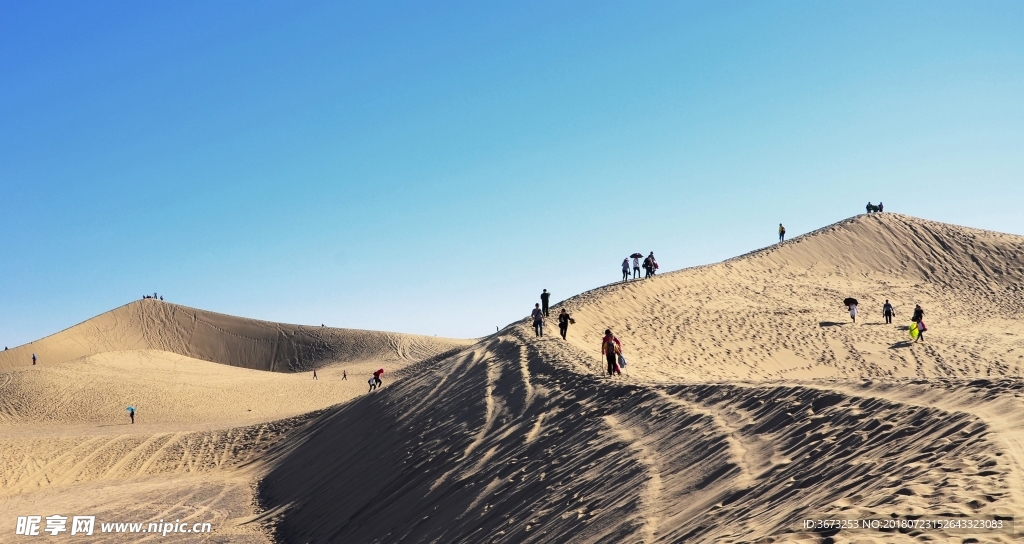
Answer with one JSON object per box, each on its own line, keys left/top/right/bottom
{"left": 819, "top": 321, "right": 845, "bottom": 327}
{"left": 889, "top": 341, "right": 913, "bottom": 349}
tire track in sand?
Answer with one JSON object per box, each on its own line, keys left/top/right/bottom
{"left": 603, "top": 414, "right": 662, "bottom": 543}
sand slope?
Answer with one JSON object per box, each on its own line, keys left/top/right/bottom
{"left": 0, "top": 299, "right": 466, "bottom": 372}
{"left": 557, "top": 213, "right": 1024, "bottom": 381}
{"left": 0, "top": 304, "right": 470, "bottom": 542}
{"left": 257, "top": 214, "right": 1024, "bottom": 543}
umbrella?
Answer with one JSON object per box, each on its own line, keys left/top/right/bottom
{"left": 843, "top": 298, "right": 858, "bottom": 306}
{"left": 125, "top": 406, "right": 135, "bottom": 412}
{"left": 630, "top": 253, "right": 643, "bottom": 259}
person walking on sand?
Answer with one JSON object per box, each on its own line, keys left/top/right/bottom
{"left": 622, "top": 258, "right": 630, "bottom": 282}
{"left": 601, "top": 330, "right": 622, "bottom": 376}
{"left": 632, "top": 255, "right": 641, "bottom": 279}
{"left": 313, "top": 369, "right": 318, "bottom": 380}
{"left": 32, "top": 353, "right": 36, "bottom": 365}
{"left": 541, "top": 289, "right": 551, "bottom": 317}
{"left": 882, "top": 300, "right": 895, "bottom": 324}
{"left": 848, "top": 301, "right": 858, "bottom": 323}
{"left": 531, "top": 303, "right": 544, "bottom": 336}
{"left": 342, "top": 370, "right": 347, "bottom": 380}
{"left": 558, "top": 308, "right": 572, "bottom": 340}
{"left": 646, "top": 252, "right": 658, "bottom": 277}
{"left": 911, "top": 305, "right": 926, "bottom": 342}
{"left": 778, "top": 223, "right": 786, "bottom": 243}
{"left": 127, "top": 406, "right": 135, "bottom": 424}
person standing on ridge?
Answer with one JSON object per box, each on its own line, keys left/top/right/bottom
{"left": 648, "top": 252, "right": 658, "bottom": 276}
{"left": 540, "top": 289, "right": 551, "bottom": 317}
{"left": 882, "top": 300, "right": 895, "bottom": 324}
{"left": 778, "top": 224, "right": 786, "bottom": 243}
{"left": 601, "top": 329, "right": 622, "bottom": 377}
{"left": 878, "top": 202, "right": 884, "bottom": 212}
{"left": 558, "top": 308, "right": 572, "bottom": 340}
{"left": 531, "top": 303, "right": 544, "bottom": 336}
{"left": 622, "top": 258, "right": 630, "bottom": 282}
{"left": 866, "top": 202, "right": 873, "bottom": 214}
{"left": 632, "top": 255, "right": 641, "bottom": 279}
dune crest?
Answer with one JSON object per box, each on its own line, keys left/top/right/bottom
{"left": 0, "top": 299, "right": 467, "bottom": 372}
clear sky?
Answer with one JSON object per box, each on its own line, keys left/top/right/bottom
{"left": 2, "top": 1, "right": 1022, "bottom": 346}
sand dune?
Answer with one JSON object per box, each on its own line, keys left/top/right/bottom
{"left": 557, "top": 213, "right": 1024, "bottom": 381}
{"left": 0, "top": 299, "right": 466, "bottom": 372}
{"left": 3, "top": 213, "right": 1023, "bottom": 542}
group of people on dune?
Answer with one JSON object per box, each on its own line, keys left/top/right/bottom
{"left": 866, "top": 202, "right": 884, "bottom": 213}
{"left": 622, "top": 252, "right": 658, "bottom": 282}
{"left": 531, "top": 289, "right": 575, "bottom": 340}
{"left": 847, "top": 299, "right": 927, "bottom": 342}
{"left": 530, "top": 289, "right": 627, "bottom": 377}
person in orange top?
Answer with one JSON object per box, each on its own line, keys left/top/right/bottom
{"left": 601, "top": 329, "right": 622, "bottom": 377}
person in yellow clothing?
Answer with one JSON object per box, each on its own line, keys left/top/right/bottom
{"left": 778, "top": 223, "right": 786, "bottom": 243}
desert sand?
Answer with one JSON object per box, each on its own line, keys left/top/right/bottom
{"left": 3, "top": 213, "right": 1023, "bottom": 542}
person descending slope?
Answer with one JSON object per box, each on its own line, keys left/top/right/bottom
{"left": 848, "top": 301, "right": 858, "bottom": 323}
{"left": 622, "top": 258, "right": 630, "bottom": 282}
{"left": 32, "top": 353, "right": 36, "bottom": 365}
{"left": 882, "top": 300, "right": 896, "bottom": 324}
{"left": 540, "top": 289, "right": 551, "bottom": 317}
{"left": 558, "top": 308, "right": 572, "bottom": 340}
{"left": 601, "top": 329, "right": 622, "bottom": 377}
{"left": 778, "top": 223, "right": 786, "bottom": 243}
{"left": 531, "top": 303, "right": 544, "bottom": 336}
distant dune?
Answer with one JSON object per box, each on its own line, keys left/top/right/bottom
{"left": 0, "top": 299, "right": 467, "bottom": 372}
{"left": 3, "top": 214, "right": 1023, "bottom": 543}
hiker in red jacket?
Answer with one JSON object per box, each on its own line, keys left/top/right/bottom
{"left": 374, "top": 368, "right": 385, "bottom": 388}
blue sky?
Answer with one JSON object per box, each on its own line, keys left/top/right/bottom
{"left": 2, "top": 1, "right": 1022, "bottom": 346}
